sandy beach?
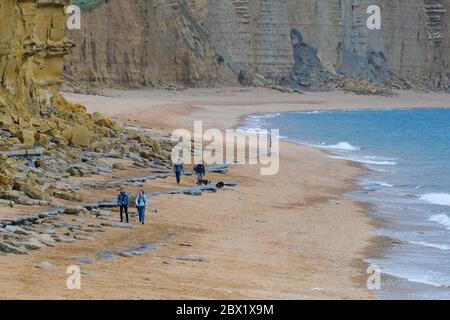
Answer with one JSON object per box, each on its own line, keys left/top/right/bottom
{"left": 1, "top": 88, "right": 449, "bottom": 299}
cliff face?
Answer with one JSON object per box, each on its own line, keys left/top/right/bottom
{"left": 203, "top": 0, "right": 450, "bottom": 89}
{"left": 0, "top": 0, "right": 73, "bottom": 118}
{"left": 0, "top": 0, "right": 118, "bottom": 148}
{"left": 0, "top": 1, "right": 171, "bottom": 206}
{"left": 64, "top": 0, "right": 450, "bottom": 91}
{"left": 64, "top": 0, "right": 236, "bottom": 89}
{"left": 284, "top": 0, "right": 450, "bottom": 89}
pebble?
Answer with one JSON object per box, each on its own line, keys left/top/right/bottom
{"left": 36, "top": 261, "right": 53, "bottom": 270}
{"left": 117, "top": 251, "right": 134, "bottom": 258}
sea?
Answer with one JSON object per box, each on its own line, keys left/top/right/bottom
{"left": 239, "top": 108, "right": 450, "bottom": 299}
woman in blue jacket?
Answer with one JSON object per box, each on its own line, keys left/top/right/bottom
{"left": 135, "top": 190, "right": 148, "bottom": 225}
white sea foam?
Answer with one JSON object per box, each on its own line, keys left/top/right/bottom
{"left": 360, "top": 179, "right": 394, "bottom": 187}
{"left": 377, "top": 181, "right": 394, "bottom": 187}
{"left": 321, "top": 142, "right": 360, "bottom": 151}
{"left": 248, "top": 113, "right": 281, "bottom": 120}
{"left": 429, "top": 214, "right": 450, "bottom": 230}
{"left": 236, "top": 127, "right": 263, "bottom": 135}
{"left": 388, "top": 272, "right": 448, "bottom": 288}
{"left": 303, "top": 110, "right": 323, "bottom": 114}
{"left": 421, "top": 193, "right": 450, "bottom": 207}
{"left": 330, "top": 155, "right": 397, "bottom": 166}
{"left": 373, "top": 181, "right": 394, "bottom": 187}
{"left": 409, "top": 241, "right": 450, "bottom": 251}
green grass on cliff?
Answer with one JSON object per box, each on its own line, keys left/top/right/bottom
{"left": 73, "top": 0, "right": 104, "bottom": 11}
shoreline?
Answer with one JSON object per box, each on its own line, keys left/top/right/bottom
{"left": 61, "top": 87, "right": 450, "bottom": 299}
{"left": 1, "top": 88, "right": 448, "bottom": 299}
{"left": 235, "top": 113, "right": 387, "bottom": 293}
{"left": 71, "top": 87, "right": 387, "bottom": 299}
{"left": 237, "top": 105, "right": 450, "bottom": 298}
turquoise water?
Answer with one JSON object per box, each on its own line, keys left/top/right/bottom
{"left": 241, "top": 108, "right": 450, "bottom": 299}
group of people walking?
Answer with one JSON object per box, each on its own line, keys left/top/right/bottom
{"left": 117, "top": 162, "right": 207, "bottom": 224}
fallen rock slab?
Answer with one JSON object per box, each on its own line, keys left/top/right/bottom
{"left": 35, "top": 234, "right": 56, "bottom": 247}
{"left": 0, "top": 241, "right": 27, "bottom": 254}
{"left": 173, "top": 255, "right": 205, "bottom": 262}
{"left": 74, "top": 234, "right": 96, "bottom": 241}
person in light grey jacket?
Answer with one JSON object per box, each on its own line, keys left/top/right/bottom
{"left": 135, "top": 190, "right": 147, "bottom": 225}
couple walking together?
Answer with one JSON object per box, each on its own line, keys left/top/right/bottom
{"left": 117, "top": 188, "right": 148, "bottom": 225}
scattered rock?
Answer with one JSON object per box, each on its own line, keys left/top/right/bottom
{"left": 64, "top": 205, "right": 86, "bottom": 215}
{"left": 100, "top": 222, "right": 114, "bottom": 227}
{"left": 112, "top": 163, "right": 125, "bottom": 170}
{"left": 142, "top": 243, "right": 160, "bottom": 251}
{"left": 114, "top": 223, "right": 133, "bottom": 229}
{"left": 130, "top": 249, "right": 145, "bottom": 256}
{"left": 97, "top": 250, "right": 116, "bottom": 260}
{"left": 54, "top": 235, "right": 74, "bottom": 243}
{"left": 36, "top": 261, "right": 53, "bottom": 270}
{"left": 74, "top": 234, "right": 96, "bottom": 241}
{"left": 18, "top": 129, "right": 35, "bottom": 146}
{"left": 117, "top": 251, "right": 134, "bottom": 258}
{"left": 69, "top": 124, "right": 90, "bottom": 147}
{"left": 0, "top": 241, "right": 27, "bottom": 254}
{"left": 5, "top": 225, "right": 18, "bottom": 233}
{"left": 35, "top": 234, "right": 56, "bottom": 247}
{"left": 173, "top": 255, "right": 205, "bottom": 262}
{"left": 13, "top": 226, "right": 31, "bottom": 235}
{"left": 0, "top": 199, "right": 14, "bottom": 208}
{"left": 22, "top": 239, "right": 44, "bottom": 250}
{"left": 53, "top": 190, "right": 82, "bottom": 202}
{"left": 75, "top": 257, "right": 95, "bottom": 265}
{"left": 179, "top": 242, "right": 192, "bottom": 247}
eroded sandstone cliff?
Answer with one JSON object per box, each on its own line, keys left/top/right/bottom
{"left": 0, "top": 0, "right": 117, "bottom": 144}
{"left": 64, "top": 0, "right": 450, "bottom": 92}
{"left": 0, "top": 1, "right": 171, "bottom": 207}
{"left": 64, "top": 0, "right": 236, "bottom": 90}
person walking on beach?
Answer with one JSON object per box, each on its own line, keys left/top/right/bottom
{"left": 135, "top": 190, "right": 147, "bottom": 225}
{"left": 173, "top": 161, "right": 184, "bottom": 184}
{"left": 194, "top": 163, "right": 206, "bottom": 184}
{"left": 117, "top": 187, "right": 129, "bottom": 223}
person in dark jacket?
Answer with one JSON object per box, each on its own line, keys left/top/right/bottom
{"left": 194, "top": 163, "right": 206, "bottom": 184}
{"left": 173, "top": 162, "right": 184, "bottom": 184}
{"left": 117, "top": 187, "right": 129, "bottom": 223}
